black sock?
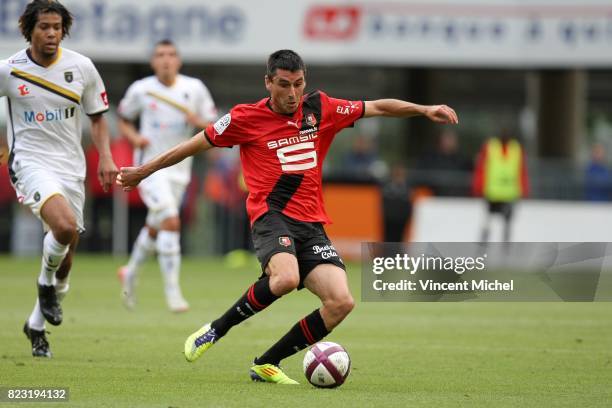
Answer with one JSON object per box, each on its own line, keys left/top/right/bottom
{"left": 255, "top": 309, "right": 330, "bottom": 366}
{"left": 211, "top": 276, "right": 279, "bottom": 337}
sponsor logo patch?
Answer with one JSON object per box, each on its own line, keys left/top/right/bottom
{"left": 214, "top": 113, "right": 231, "bottom": 135}
{"left": 313, "top": 244, "right": 340, "bottom": 260}
{"left": 267, "top": 133, "right": 318, "bottom": 149}
{"left": 336, "top": 102, "right": 360, "bottom": 116}
{"left": 18, "top": 84, "right": 30, "bottom": 96}
{"left": 304, "top": 6, "right": 361, "bottom": 40}
{"left": 24, "top": 107, "right": 76, "bottom": 123}
{"left": 100, "top": 91, "right": 109, "bottom": 106}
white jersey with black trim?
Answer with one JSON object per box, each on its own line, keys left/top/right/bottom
{"left": 118, "top": 74, "right": 216, "bottom": 184}
{"left": 0, "top": 47, "right": 109, "bottom": 181}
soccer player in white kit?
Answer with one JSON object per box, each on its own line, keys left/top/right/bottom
{"left": 117, "top": 40, "right": 216, "bottom": 312}
{"left": 0, "top": 0, "right": 118, "bottom": 357}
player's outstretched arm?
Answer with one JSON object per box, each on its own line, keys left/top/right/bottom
{"left": 117, "top": 130, "right": 213, "bottom": 191}
{"left": 363, "top": 99, "right": 458, "bottom": 124}
{"left": 90, "top": 114, "right": 119, "bottom": 192}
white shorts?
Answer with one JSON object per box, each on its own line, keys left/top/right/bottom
{"left": 12, "top": 166, "right": 85, "bottom": 233}
{"left": 138, "top": 171, "right": 187, "bottom": 228}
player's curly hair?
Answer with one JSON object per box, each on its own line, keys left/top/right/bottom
{"left": 19, "top": 0, "right": 73, "bottom": 43}
{"left": 267, "top": 50, "right": 306, "bottom": 78}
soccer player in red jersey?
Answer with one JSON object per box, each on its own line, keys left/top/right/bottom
{"left": 117, "top": 50, "right": 458, "bottom": 384}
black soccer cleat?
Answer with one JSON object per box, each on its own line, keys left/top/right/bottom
{"left": 23, "top": 322, "right": 52, "bottom": 358}
{"left": 38, "top": 283, "right": 62, "bottom": 326}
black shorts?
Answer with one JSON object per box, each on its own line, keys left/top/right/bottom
{"left": 487, "top": 201, "right": 514, "bottom": 220}
{"left": 251, "top": 211, "right": 345, "bottom": 288}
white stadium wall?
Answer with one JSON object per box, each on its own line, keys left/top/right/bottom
{"left": 0, "top": 0, "right": 612, "bottom": 66}
{"left": 412, "top": 197, "right": 612, "bottom": 242}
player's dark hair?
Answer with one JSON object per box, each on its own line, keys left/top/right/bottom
{"left": 152, "top": 39, "right": 178, "bottom": 57}
{"left": 155, "top": 39, "right": 176, "bottom": 48}
{"left": 267, "top": 49, "right": 306, "bottom": 78}
{"left": 19, "top": 0, "right": 73, "bottom": 43}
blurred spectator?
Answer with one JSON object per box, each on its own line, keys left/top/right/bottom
{"left": 415, "top": 129, "right": 472, "bottom": 196}
{"left": 341, "top": 134, "right": 387, "bottom": 181}
{"left": 472, "top": 130, "right": 529, "bottom": 242}
{"left": 584, "top": 143, "right": 612, "bottom": 201}
{"left": 382, "top": 164, "right": 411, "bottom": 242}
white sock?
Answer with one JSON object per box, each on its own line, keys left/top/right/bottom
{"left": 38, "top": 233, "right": 69, "bottom": 286}
{"left": 28, "top": 299, "right": 46, "bottom": 331}
{"left": 55, "top": 278, "right": 70, "bottom": 303}
{"left": 156, "top": 231, "right": 182, "bottom": 296}
{"left": 126, "top": 227, "right": 156, "bottom": 279}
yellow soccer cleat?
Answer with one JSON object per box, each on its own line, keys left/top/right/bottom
{"left": 184, "top": 323, "right": 218, "bottom": 362}
{"left": 249, "top": 363, "right": 299, "bottom": 385}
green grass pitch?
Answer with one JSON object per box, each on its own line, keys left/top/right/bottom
{"left": 0, "top": 255, "right": 611, "bottom": 407}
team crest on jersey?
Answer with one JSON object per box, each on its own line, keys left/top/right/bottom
{"left": 279, "top": 236, "right": 292, "bottom": 247}
{"left": 34, "top": 192, "right": 41, "bottom": 202}
{"left": 305, "top": 113, "right": 317, "bottom": 127}
{"left": 214, "top": 113, "right": 231, "bottom": 135}
{"left": 64, "top": 71, "right": 73, "bottom": 83}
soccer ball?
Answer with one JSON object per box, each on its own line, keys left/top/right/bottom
{"left": 303, "top": 341, "right": 351, "bottom": 388}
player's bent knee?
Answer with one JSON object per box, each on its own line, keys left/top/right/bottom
{"left": 325, "top": 294, "right": 355, "bottom": 321}
{"left": 336, "top": 294, "right": 355, "bottom": 318}
{"left": 52, "top": 218, "right": 77, "bottom": 244}
{"left": 267, "top": 252, "right": 300, "bottom": 295}
{"left": 270, "top": 269, "right": 300, "bottom": 295}
{"left": 284, "top": 272, "right": 301, "bottom": 291}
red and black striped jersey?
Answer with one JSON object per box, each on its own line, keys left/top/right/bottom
{"left": 205, "top": 90, "right": 364, "bottom": 225}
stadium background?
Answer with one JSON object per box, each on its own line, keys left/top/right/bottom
{"left": 2, "top": 0, "right": 612, "bottom": 255}
{"left": 0, "top": 1, "right": 611, "bottom": 406}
